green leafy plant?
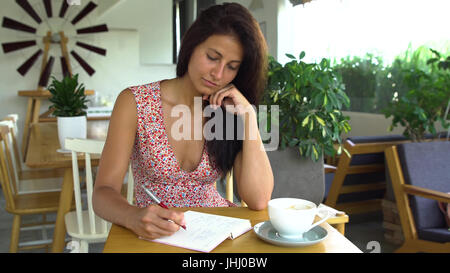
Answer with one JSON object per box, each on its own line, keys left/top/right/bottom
{"left": 383, "top": 48, "right": 450, "bottom": 141}
{"left": 333, "top": 54, "right": 383, "bottom": 113}
{"left": 48, "top": 74, "right": 89, "bottom": 117}
{"left": 262, "top": 52, "right": 351, "bottom": 161}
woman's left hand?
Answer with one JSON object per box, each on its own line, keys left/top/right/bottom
{"left": 203, "top": 84, "right": 254, "bottom": 116}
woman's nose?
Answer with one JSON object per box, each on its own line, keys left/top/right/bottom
{"left": 211, "top": 63, "right": 225, "bottom": 80}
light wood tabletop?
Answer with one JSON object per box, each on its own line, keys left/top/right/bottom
{"left": 103, "top": 207, "right": 361, "bottom": 253}
{"left": 25, "top": 121, "right": 108, "bottom": 252}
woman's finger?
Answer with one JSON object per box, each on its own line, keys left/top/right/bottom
{"left": 141, "top": 206, "right": 181, "bottom": 236}
{"left": 216, "top": 89, "right": 234, "bottom": 108}
{"left": 210, "top": 84, "right": 234, "bottom": 107}
{"left": 141, "top": 223, "right": 175, "bottom": 239}
{"left": 156, "top": 207, "right": 186, "bottom": 229}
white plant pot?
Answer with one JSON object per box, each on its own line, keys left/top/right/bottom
{"left": 57, "top": 115, "right": 87, "bottom": 152}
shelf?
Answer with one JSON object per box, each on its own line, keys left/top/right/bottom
{"left": 18, "top": 89, "right": 95, "bottom": 98}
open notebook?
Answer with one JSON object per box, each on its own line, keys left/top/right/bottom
{"left": 142, "top": 210, "right": 252, "bottom": 253}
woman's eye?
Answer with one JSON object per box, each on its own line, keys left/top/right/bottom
{"left": 207, "top": 54, "right": 218, "bottom": 61}
{"left": 228, "top": 65, "right": 238, "bottom": 71}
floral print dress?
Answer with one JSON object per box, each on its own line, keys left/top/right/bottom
{"left": 129, "top": 81, "right": 235, "bottom": 208}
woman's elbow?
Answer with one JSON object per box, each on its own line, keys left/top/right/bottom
{"left": 246, "top": 195, "right": 271, "bottom": 211}
{"left": 247, "top": 202, "right": 268, "bottom": 211}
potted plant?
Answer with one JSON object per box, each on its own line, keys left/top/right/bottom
{"left": 48, "top": 74, "right": 89, "bottom": 151}
{"left": 260, "top": 52, "right": 351, "bottom": 203}
{"left": 382, "top": 48, "right": 450, "bottom": 142}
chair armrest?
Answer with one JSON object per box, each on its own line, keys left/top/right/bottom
{"left": 403, "top": 184, "right": 450, "bottom": 204}
{"left": 324, "top": 164, "right": 337, "bottom": 173}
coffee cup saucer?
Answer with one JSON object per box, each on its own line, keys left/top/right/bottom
{"left": 253, "top": 221, "right": 328, "bottom": 247}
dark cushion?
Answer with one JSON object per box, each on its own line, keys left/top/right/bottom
{"left": 417, "top": 228, "right": 450, "bottom": 243}
{"left": 347, "top": 135, "right": 407, "bottom": 144}
{"left": 347, "top": 133, "right": 447, "bottom": 144}
{"left": 397, "top": 141, "right": 450, "bottom": 232}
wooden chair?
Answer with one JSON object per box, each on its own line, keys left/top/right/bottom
{"left": 1, "top": 116, "right": 63, "bottom": 194}
{"left": 224, "top": 169, "right": 247, "bottom": 207}
{"left": 324, "top": 135, "right": 410, "bottom": 214}
{"left": 64, "top": 138, "right": 134, "bottom": 253}
{"left": 385, "top": 142, "right": 450, "bottom": 252}
{"left": 0, "top": 125, "right": 64, "bottom": 252}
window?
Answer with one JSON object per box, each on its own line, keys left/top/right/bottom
{"left": 283, "top": 0, "right": 450, "bottom": 113}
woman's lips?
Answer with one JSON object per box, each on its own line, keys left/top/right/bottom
{"left": 202, "top": 78, "right": 218, "bottom": 87}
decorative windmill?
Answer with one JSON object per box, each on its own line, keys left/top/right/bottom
{"left": 1, "top": 0, "right": 109, "bottom": 156}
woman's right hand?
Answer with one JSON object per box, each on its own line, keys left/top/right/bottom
{"left": 126, "top": 205, "right": 186, "bottom": 240}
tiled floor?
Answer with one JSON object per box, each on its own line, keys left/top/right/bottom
{"left": 0, "top": 186, "right": 400, "bottom": 253}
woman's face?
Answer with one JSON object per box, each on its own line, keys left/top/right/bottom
{"left": 187, "top": 34, "right": 243, "bottom": 96}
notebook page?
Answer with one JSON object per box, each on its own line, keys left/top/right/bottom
{"left": 150, "top": 210, "right": 252, "bottom": 252}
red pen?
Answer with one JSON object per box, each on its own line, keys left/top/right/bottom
{"left": 141, "top": 185, "right": 187, "bottom": 230}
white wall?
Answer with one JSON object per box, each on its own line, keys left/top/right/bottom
{"left": 99, "top": 0, "right": 173, "bottom": 65}
{"left": 342, "top": 111, "right": 403, "bottom": 138}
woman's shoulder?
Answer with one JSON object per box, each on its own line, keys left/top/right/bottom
{"left": 112, "top": 88, "right": 137, "bottom": 116}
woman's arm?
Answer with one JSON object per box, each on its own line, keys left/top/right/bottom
{"left": 93, "top": 89, "right": 185, "bottom": 239}
{"left": 208, "top": 85, "right": 274, "bottom": 210}
{"left": 232, "top": 109, "right": 274, "bottom": 210}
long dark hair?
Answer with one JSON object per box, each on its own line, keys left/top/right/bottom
{"left": 176, "top": 2, "right": 268, "bottom": 177}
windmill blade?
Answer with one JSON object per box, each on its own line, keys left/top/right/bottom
{"left": 76, "top": 41, "right": 106, "bottom": 56}
{"left": 2, "top": 17, "right": 37, "bottom": 34}
{"left": 16, "top": 0, "right": 42, "bottom": 24}
{"left": 17, "top": 49, "right": 42, "bottom": 76}
{"left": 71, "top": 50, "right": 95, "bottom": 76}
{"left": 38, "top": 56, "right": 55, "bottom": 87}
{"left": 71, "top": 1, "right": 97, "bottom": 25}
{"left": 59, "top": 0, "right": 69, "bottom": 18}
{"left": 43, "top": 0, "right": 52, "bottom": 17}
{"left": 76, "top": 24, "right": 108, "bottom": 34}
{"left": 2, "top": 40, "right": 36, "bottom": 53}
{"left": 60, "top": 56, "right": 70, "bottom": 78}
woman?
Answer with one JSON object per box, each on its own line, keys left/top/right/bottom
{"left": 93, "top": 3, "right": 273, "bottom": 240}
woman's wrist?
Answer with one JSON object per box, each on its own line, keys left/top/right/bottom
{"left": 123, "top": 205, "right": 139, "bottom": 230}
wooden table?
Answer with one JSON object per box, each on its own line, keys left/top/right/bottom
{"left": 103, "top": 207, "right": 361, "bottom": 253}
{"left": 25, "top": 121, "right": 108, "bottom": 252}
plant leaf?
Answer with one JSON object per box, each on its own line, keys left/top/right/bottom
{"left": 316, "top": 116, "right": 325, "bottom": 126}
{"left": 299, "top": 51, "right": 306, "bottom": 60}
{"left": 302, "top": 115, "right": 309, "bottom": 127}
{"left": 286, "top": 53, "right": 296, "bottom": 60}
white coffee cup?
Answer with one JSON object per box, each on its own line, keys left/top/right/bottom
{"left": 268, "top": 198, "right": 331, "bottom": 239}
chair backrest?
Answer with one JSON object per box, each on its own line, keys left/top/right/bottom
{"left": 344, "top": 135, "right": 409, "bottom": 199}
{"left": 0, "top": 120, "right": 21, "bottom": 190}
{"left": 65, "top": 138, "right": 134, "bottom": 236}
{"left": 3, "top": 114, "right": 22, "bottom": 165}
{"left": 0, "top": 125, "right": 18, "bottom": 211}
{"left": 223, "top": 169, "right": 247, "bottom": 207}
{"left": 396, "top": 141, "right": 450, "bottom": 229}
{"left": 5, "top": 114, "right": 19, "bottom": 136}
{"left": 324, "top": 135, "right": 412, "bottom": 213}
